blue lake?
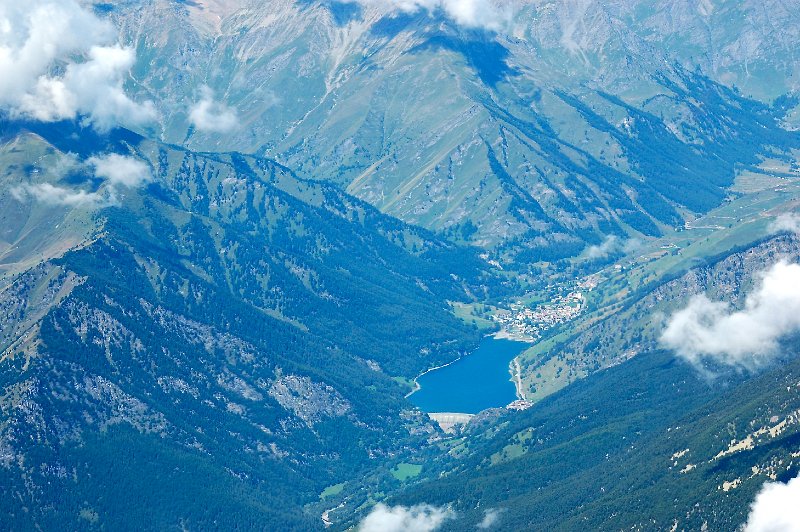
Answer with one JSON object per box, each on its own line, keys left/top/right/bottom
{"left": 409, "top": 337, "right": 529, "bottom": 414}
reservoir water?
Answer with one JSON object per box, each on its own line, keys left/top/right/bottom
{"left": 409, "top": 337, "right": 529, "bottom": 414}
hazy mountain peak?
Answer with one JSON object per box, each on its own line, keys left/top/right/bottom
{"left": 181, "top": 0, "right": 251, "bottom": 34}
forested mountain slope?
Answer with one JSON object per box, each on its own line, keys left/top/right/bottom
{"left": 0, "top": 120, "right": 498, "bottom": 529}
{"left": 390, "top": 346, "right": 800, "bottom": 530}
{"left": 378, "top": 233, "right": 800, "bottom": 530}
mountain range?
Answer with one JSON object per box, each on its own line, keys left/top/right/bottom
{"left": 2, "top": 0, "right": 800, "bottom": 530}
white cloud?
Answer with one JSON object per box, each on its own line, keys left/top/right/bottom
{"left": 437, "top": 0, "right": 511, "bottom": 30}
{"left": 189, "top": 85, "right": 238, "bottom": 133}
{"left": 87, "top": 153, "right": 151, "bottom": 188}
{"left": 359, "top": 503, "right": 454, "bottom": 532}
{"left": 347, "top": 0, "right": 513, "bottom": 32}
{"left": 477, "top": 508, "right": 503, "bottom": 529}
{"left": 769, "top": 213, "right": 800, "bottom": 235}
{"left": 0, "top": 0, "right": 156, "bottom": 130}
{"left": 585, "top": 235, "right": 640, "bottom": 259}
{"left": 12, "top": 153, "right": 151, "bottom": 208}
{"left": 660, "top": 261, "right": 800, "bottom": 370}
{"left": 744, "top": 475, "right": 800, "bottom": 532}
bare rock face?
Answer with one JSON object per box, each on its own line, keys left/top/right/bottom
{"left": 79, "top": 374, "right": 169, "bottom": 433}
{"left": 269, "top": 374, "right": 351, "bottom": 426}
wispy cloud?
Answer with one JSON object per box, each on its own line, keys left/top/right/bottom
{"left": 12, "top": 153, "right": 151, "bottom": 207}
{"left": 87, "top": 153, "right": 151, "bottom": 189}
{"left": 189, "top": 85, "right": 238, "bottom": 133}
{"left": 585, "top": 235, "right": 640, "bottom": 260}
{"left": 347, "top": 0, "right": 513, "bottom": 32}
{"left": 0, "top": 0, "right": 156, "bottom": 130}
{"left": 477, "top": 508, "right": 504, "bottom": 529}
{"left": 769, "top": 212, "right": 800, "bottom": 235}
{"left": 660, "top": 261, "right": 800, "bottom": 370}
{"left": 12, "top": 182, "right": 104, "bottom": 207}
{"left": 744, "top": 475, "right": 800, "bottom": 532}
{"left": 358, "top": 503, "right": 454, "bottom": 532}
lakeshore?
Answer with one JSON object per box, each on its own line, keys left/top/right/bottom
{"left": 407, "top": 336, "right": 530, "bottom": 414}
